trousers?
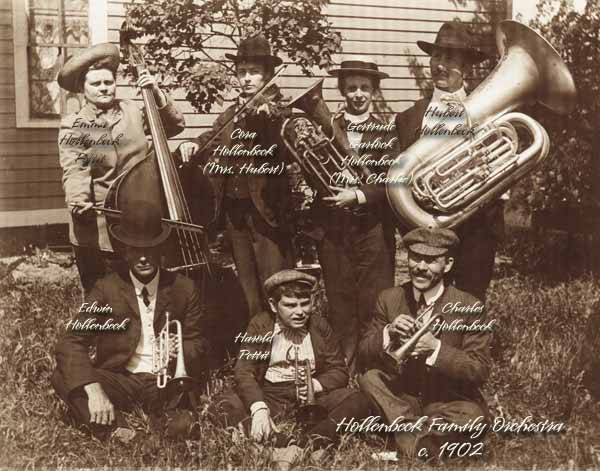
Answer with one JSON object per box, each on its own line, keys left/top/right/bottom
{"left": 213, "top": 381, "right": 372, "bottom": 449}
{"left": 51, "top": 368, "right": 196, "bottom": 438}
{"left": 359, "top": 369, "right": 488, "bottom": 457}
{"left": 318, "top": 218, "right": 394, "bottom": 375}
{"left": 225, "top": 200, "right": 293, "bottom": 318}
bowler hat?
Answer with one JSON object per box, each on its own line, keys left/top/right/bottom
{"left": 225, "top": 35, "right": 282, "bottom": 67}
{"left": 403, "top": 227, "right": 460, "bottom": 256}
{"left": 109, "top": 201, "right": 171, "bottom": 248}
{"left": 328, "top": 55, "right": 389, "bottom": 79}
{"left": 264, "top": 269, "right": 317, "bottom": 296}
{"left": 58, "top": 43, "right": 120, "bottom": 93}
{"left": 417, "top": 22, "right": 488, "bottom": 65}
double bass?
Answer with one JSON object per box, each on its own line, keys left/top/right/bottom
{"left": 103, "top": 25, "right": 248, "bottom": 368}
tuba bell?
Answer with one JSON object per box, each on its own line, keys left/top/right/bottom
{"left": 386, "top": 20, "right": 577, "bottom": 229}
{"left": 281, "top": 78, "right": 368, "bottom": 197}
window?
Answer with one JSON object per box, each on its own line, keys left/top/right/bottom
{"left": 12, "top": 0, "right": 107, "bottom": 127}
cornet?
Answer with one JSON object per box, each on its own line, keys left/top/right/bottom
{"left": 152, "top": 311, "right": 194, "bottom": 392}
{"left": 391, "top": 312, "right": 442, "bottom": 366}
{"left": 291, "top": 346, "right": 327, "bottom": 426}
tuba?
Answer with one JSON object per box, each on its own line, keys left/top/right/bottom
{"left": 281, "top": 78, "right": 368, "bottom": 197}
{"left": 152, "top": 311, "right": 195, "bottom": 392}
{"left": 386, "top": 20, "right": 577, "bottom": 229}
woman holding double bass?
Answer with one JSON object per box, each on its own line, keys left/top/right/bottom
{"left": 57, "top": 42, "right": 185, "bottom": 293}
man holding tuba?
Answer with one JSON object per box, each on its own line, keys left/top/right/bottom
{"left": 51, "top": 201, "right": 212, "bottom": 441}
{"left": 311, "top": 57, "right": 397, "bottom": 376}
{"left": 178, "top": 35, "right": 294, "bottom": 319}
{"left": 394, "top": 22, "right": 504, "bottom": 302}
{"left": 359, "top": 227, "right": 492, "bottom": 462}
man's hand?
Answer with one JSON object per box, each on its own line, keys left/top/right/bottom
{"left": 84, "top": 382, "right": 115, "bottom": 426}
{"left": 250, "top": 408, "right": 276, "bottom": 443}
{"left": 178, "top": 142, "right": 200, "bottom": 164}
{"left": 388, "top": 314, "right": 416, "bottom": 345}
{"left": 323, "top": 187, "right": 358, "bottom": 208}
{"left": 412, "top": 331, "right": 439, "bottom": 358}
{"left": 297, "top": 377, "right": 323, "bottom": 403}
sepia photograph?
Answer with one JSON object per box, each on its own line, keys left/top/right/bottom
{"left": 1, "top": 0, "right": 599, "bottom": 469}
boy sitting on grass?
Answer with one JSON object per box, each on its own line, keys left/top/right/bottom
{"left": 214, "top": 269, "right": 371, "bottom": 469}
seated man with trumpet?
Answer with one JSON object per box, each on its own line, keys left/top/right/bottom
{"left": 51, "top": 202, "right": 212, "bottom": 441}
{"left": 393, "top": 21, "right": 504, "bottom": 302}
{"left": 213, "top": 269, "right": 371, "bottom": 468}
{"left": 358, "top": 227, "right": 491, "bottom": 461}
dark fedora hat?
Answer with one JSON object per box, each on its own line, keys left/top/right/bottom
{"left": 225, "top": 35, "right": 283, "bottom": 67}
{"left": 417, "top": 22, "right": 488, "bottom": 64}
{"left": 328, "top": 55, "right": 389, "bottom": 79}
{"left": 58, "top": 43, "right": 120, "bottom": 93}
{"left": 109, "top": 201, "right": 171, "bottom": 248}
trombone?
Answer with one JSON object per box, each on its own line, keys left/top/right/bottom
{"left": 152, "top": 311, "right": 194, "bottom": 392}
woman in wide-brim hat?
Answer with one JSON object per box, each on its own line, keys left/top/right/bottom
{"left": 57, "top": 42, "right": 185, "bottom": 294}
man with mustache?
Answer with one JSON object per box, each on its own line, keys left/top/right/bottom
{"left": 394, "top": 22, "right": 504, "bottom": 302}
{"left": 358, "top": 227, "right": 492, "bottom": 462}
{"left": 178, "top": 35, "right": 293, "bottom": 320}
{"left": 311, "top": 57, "right": 397, "bottom": 376}
{"left": 51, "top": 201, "right": 212, "bottom": 442}
{"left": 213, "top": 269, "right": 372, "bottom": 469}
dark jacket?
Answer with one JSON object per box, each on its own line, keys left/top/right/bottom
{"left": 234, "top": 310, "right": 349, "bottom": 409}
{"left": 359, "top": 282, "right": 491, "bottom": 408}
{"left": 195, "top": 87, "right": 291, "bottom": 228}
{"left": 55, "top": 268, "right": 211, "bottom": 396}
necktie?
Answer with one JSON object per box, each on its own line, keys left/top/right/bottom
{"left": 141, "top": 287, "right": 150, "bottom": 307}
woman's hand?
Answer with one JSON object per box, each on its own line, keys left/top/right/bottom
{"left": 323, "top": 187, "right": 359, "bottom": 208}
{"left": 137, "top": 69, "right": 166, "bottom": 106}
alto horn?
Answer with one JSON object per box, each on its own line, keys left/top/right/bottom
{"left": 281, "top": 78, "right": 368, "bottom": 197}
{"left": 153, "top": 311, "right": 195, "bottom": 392}
{"left": 386, "top": 20, "right": 577, "bottom": 229}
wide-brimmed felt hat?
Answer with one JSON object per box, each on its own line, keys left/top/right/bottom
{"left": 404, "top": 227, "right": 460, "bottom": 257}
{"left": 417, "top": 22, "right": 488, "bottom": 65}
{"left": 264, "top": 269, "right": 317, "bottom": 296}
{"left": 328, "top": 55, "right": 389, "bottom": 79}
{"left": 58, "top": 43, "right": 120, "bottom": 93}
{"left": 225, "top": 35, "right": 282, "bottom": 67}
{"left": 109, "top": 201, "right": 171, "bottom": 248}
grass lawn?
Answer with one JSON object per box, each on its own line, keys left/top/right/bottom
{"left": 1, "top": 253, "right": 599, "bottom": 470}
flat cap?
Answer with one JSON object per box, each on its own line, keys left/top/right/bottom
{"left": 264, "top": 269, "right": 317, "bottom": 295}
{"left": 58, "top": 43, "right": 120, "bottom": 93}
{"left": 403, "top": 227, "right": 459, "bottom": 256}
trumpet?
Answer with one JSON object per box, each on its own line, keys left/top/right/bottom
{"left": 152, "top": 311, "right": 194, "bottom": 392}
{"left": 393, "top": 314, "right": 441, "bottom": 365}
{"left": 292, "top": 346, "right": 327, "bottom": 426}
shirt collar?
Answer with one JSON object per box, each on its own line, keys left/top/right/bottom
{"left": 130, "top": 270, "right": 160, "bottom": 298}
{"left": 413, "top": 280, "right": 445, "bottom": 306}
{"left": 274, "top": 319, "right": 309, "bottom": 344}
{"left": 430, "top": 86, "right": 467, "bottom": 104}
{"left": 344, "top": 110, "right": 370, "bottom": 125}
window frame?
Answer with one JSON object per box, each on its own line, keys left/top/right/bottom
{"left": 12, "top": 0, "right": 108, "bottom": 128}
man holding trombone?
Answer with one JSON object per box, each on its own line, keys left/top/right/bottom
{"left": 359, "top": 227, "right": 492, "bottom": 462}
{"left": 51, "top": 201, "right": 212, "bottom": 442}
